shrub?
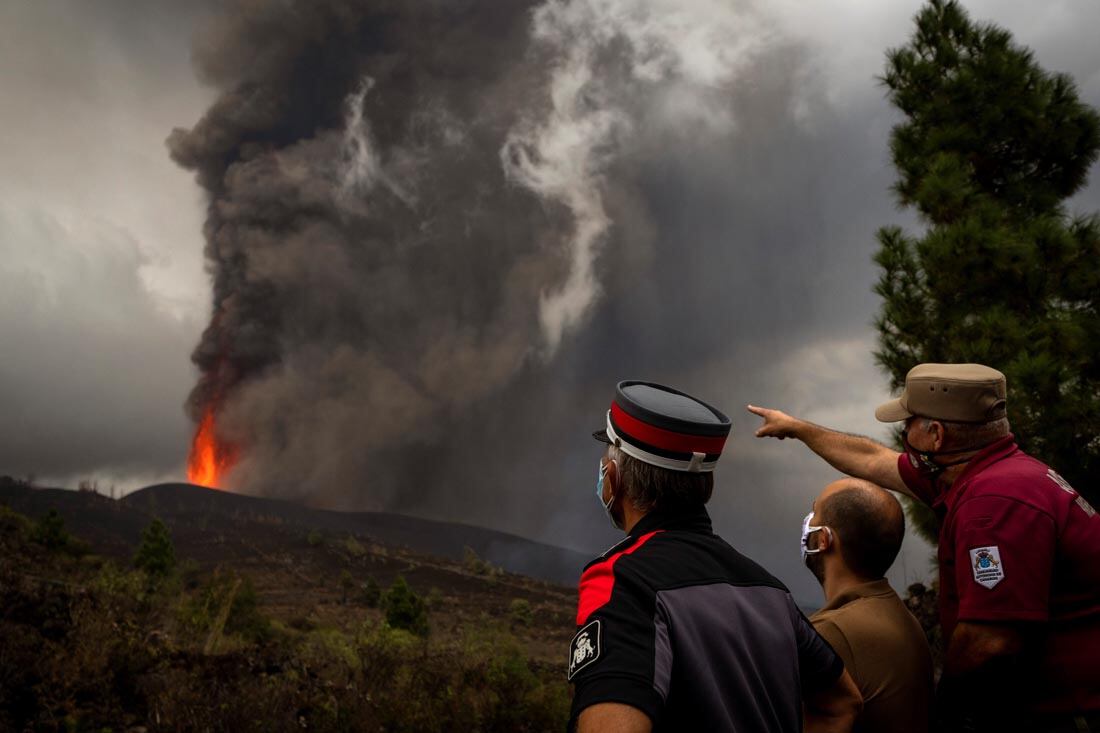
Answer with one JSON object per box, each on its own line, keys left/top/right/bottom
{"left": 0, "top": 505, "right": 32, "bottom": 545}
{"left": 382, "top": 576, "right": 429, "bottom": 637}
{"left": 361, "top": 577, "right": 381, "bottom": 608}
{"left": 509, "top": 598, "right": 533, "bottom": 627}
{"left": 133, "top": 519, "right": 175, "bottom": 579}
{"left": 306, "top": 529, "right": 323, "bottom": 547}
{"left": 179, "top": 572, "right": 270, "bottom": 644}
{"left": 32, "top": 509, "right": 71, "bottom": 551}
{"left": 342, "top": 536, "right": 365, "bottom": 557}
{"left": 463, "top": 545, "right": 487, "bottom": 575}
{"left": 92, "top": 561, "right": 146, "bottom": 601}
{"left": 226, "top": 577, "right": 271, "bottom": 643}
{"left": 339, "top": 570, "right": 355, "bottom": 605}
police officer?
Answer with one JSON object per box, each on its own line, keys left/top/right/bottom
{"left": 750, "top": 363, "right": 1100, "bottom": 732}
{"left": 570, "top": 381, "right": 862, "bottom": 732}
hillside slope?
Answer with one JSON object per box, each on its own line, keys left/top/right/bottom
{"left": 0, "top": 481, "right": 589, "bottom": 586}
{"left": 0, "top": 484, "right": 578, "bottom": 731}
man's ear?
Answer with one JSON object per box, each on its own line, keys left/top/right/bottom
{"left": 929, "top": 420, "right": 946, "bottom": 451}
{"left": 819, "top": 526, "right": 835, "bottom": 553}
{"left": 604, "top": 459, "right": 619, "bottom": 492}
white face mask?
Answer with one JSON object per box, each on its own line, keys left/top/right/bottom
{"left": 597, "top": 459, "right": 622, "bottom": 530}
{"left": 800, "top": 511, "right": 827, "bottom": 563}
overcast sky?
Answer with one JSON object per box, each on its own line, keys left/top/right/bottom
{"left": 2, "top": 0, "right": 1098, "bottom": 603}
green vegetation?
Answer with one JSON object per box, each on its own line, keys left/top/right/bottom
{"left": 425, "top": 586, "right": 444, "bottom": 610}
{"left": 874, "top": 0, "right": 1100, "bottom": 541}
{"left": 29, "top": 509, "right": 88, "bottom": 556}
{"left": 463, "top": 545, "right": 503, "bottom": 578}
{"left": 339, "top": 569, "right": 355, "bottom": 605}
{"left": 32, "top": 509, "right": 70, "bottom": 550}
{"left": 0, "top": 504, "right": 571, "bottom": 731}
{"left": 361, "top": 576, "right": 382, "bottom": 607}
{"left": 133, "top": 518, "right": 176, "bottom": 578}
{"left": 382, "top": 575, "right": 430, "bottom": 637}
{"left": 0, "top": 504, "right": 32, "bottom": 542}
{"left": 341, "top": 535, "right": 366, "bottom": 557}
{"left": 510, "top": 598, "right": 533, "bottom": 627}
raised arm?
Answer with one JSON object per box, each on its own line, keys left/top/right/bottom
{"left": 746, "top": 405, "right": 911, "bottom": 497}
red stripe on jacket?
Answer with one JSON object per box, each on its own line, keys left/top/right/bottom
{"left": 576, "top": 530, "right": 663, "bottom": 626}
{"left": 611, "top": 403, "right": 727, "bottom": 456}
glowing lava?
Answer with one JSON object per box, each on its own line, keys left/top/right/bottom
{"left": 187, "top": 407, "right": 237, "bottom": 489}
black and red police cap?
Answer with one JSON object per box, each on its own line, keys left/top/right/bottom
{"left": 593, "top": 381, "right": 731, "bottom": 473}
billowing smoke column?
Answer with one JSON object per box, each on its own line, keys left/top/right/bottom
{"left": 169, "top": 0, "right": 770, "bottom": 505}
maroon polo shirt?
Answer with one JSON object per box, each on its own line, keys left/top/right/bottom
{"left": 898, "top": 435, "right": 1100, "bottom": 714}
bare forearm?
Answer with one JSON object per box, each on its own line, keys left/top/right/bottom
{"left": 792, "top": 421, "right": 905, "bottom": 493}
{"left": 748, "top": 405, "right": 908, "bottom": 495}
{"left": 938, "top": 623, "right": 1025, "bottom": 730}
{"left": 944, "top": 622, "right": 1023, "bottom": 678}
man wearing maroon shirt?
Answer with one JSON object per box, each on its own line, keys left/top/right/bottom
{"left": 749, "top": 363, "right": 1100, "bottom": 732}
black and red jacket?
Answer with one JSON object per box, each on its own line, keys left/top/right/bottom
{"left": 567, "top": 504, "right": 842, "bottom": 731}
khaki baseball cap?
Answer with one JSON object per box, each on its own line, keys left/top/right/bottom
{"left": 875, "top": 363, "right": 1007, "bottom": 423}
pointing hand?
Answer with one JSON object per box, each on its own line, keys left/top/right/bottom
{"left": 746, "top": 405, "right": 800, "bottom": 440}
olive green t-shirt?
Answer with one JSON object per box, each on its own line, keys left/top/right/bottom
{"left": 811, "top": 579, "right": 934, "bottom": 733}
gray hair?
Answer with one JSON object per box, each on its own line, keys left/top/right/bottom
{"left": 920, "top": 416, "right": 1010, "bottom": 451}
{"left": 608, "top": 444, "right": 714, "bottom": 512}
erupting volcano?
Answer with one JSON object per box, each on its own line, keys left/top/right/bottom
{"left": 186, "top": 407, "right": 236, "bottom": 489}
{"left": 165, "top": 0, "right": 771, "bottom": 503}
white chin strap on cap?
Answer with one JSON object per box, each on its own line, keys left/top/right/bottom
{"left": 606, "top": 411, "right": 717, "bottom": 473}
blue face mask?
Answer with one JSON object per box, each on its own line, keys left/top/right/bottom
{"left": 597, "top": 459, "right": 622, "bottom": 530}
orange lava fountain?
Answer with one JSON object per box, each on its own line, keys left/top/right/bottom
{"left": 187, "top": 407, "right": 237, "bottom": 489}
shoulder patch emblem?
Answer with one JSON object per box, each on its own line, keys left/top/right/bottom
{"left": 567, "top": 620, "right": 601, "bottom": 681}
{"left": 969, "top": 546, "right": 1004, "bottom": 589}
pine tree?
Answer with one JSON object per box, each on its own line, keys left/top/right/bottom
{"left": 874, "top": 1, "right": 1100, "bottom": 541}
{"left": 382, "top": 576, "right": 430, "bottom": 637}
{"left": 133, "top": 518, "right": 176, "bottom": 578}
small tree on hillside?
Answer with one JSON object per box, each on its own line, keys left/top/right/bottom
{"left": 382, "top": 576, "right": 429, "bottom": 637}
{"left": 874, "top": 0, "right": 1100, "bottom": 541}
{"left": 361, "top": 576, "right": 382, "bottom": 607}
{"left": 339, "top": 569, "right": 355, "bottom": 605}
{"left": 134, "top": 518, "right": 176, "bottom": 578}
{"left": 32, "top": 509, "right": 71, "bottom": 551}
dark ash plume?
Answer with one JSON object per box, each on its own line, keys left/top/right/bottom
{"left": 169, "top": 0, "right": 781, "bottom": 510}
{"left": 168, "top": 0, "right": 563, "bottom": 502}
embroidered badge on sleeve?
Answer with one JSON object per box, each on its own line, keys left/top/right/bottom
{"left": 969, "top": 546, "right": 1005, "bottom": 589}
{"left": 567, "top": 620, "right": 601, "bottom": 681}
{"left": 1047, "top": 469, "right": 1097, "bottom": 518}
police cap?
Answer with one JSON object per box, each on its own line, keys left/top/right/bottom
{"left": 593, "top": 381, "right": 731, "bottom": 472}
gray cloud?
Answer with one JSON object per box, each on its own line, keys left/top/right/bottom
{"left": 0, "top": 203, "right": 196, "bottom": 483}
{"left": 0, "top": 0, "right": 215, "bottom": 487}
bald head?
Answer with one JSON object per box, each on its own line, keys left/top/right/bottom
{"left": 815, "top": 478, "right": 906, "bottom": 580}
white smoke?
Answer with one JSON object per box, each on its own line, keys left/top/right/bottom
{"left": 340, "top": 77, "right": 417, "bottom": 209}
{"left": 502, "top": 0, "right": 773, "bottom": 352}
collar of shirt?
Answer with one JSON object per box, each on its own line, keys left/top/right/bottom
{"left": 939, "top": 434, "right": 1019, "bottom": 512}
{"left": 628, "top": 503, "right": 713, "bottom": 538}
{"left": 816, "top": 578, "right": 896, "bottom": 614}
